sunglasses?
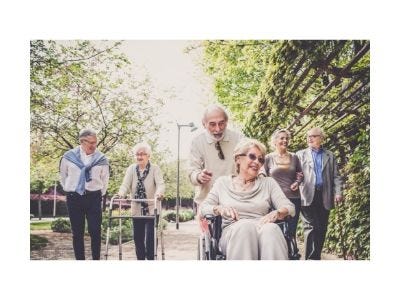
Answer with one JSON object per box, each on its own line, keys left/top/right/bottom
{"left": 215, "top": 141, "right": 225, "bottom": 160}
{"left": 238, "top": 153, "right": 265, "bottom": 164}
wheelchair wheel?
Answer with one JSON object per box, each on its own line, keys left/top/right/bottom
{"left": 197, "top": 236, "right": 208, "bottom": 260}
{"left": 287, "top": 236, "right": 301, "bottom": 260}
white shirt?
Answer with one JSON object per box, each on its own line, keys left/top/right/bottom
{"left": 60, "top": 147, "right": 110, "bottom": 195}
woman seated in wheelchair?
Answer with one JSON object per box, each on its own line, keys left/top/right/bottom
{"left": 200, "top": 138, "right": 295, "bottom": 260}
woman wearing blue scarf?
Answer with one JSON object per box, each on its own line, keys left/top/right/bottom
{"left": 117, "top": 142, "right": 165, "bottom": 260}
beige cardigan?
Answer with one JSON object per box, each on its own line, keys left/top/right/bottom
{"left": 200, "top": 175, "right": 295, "bottom": 229}
{"left": 118, "top": 163, "right": 165, "bottom": 216}
{"left": 188, "top": 128, "right": 243, "bottom": 204}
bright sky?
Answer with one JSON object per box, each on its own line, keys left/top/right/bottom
{"left": 120, "top": 40, "right": 216, "bottom": 161}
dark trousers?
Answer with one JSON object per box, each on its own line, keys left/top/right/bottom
{"left": 287, "top": 198, "right": 301, "bottom": 256}
{"left": 287, "top": 198, "right": 301, "bottom": 238}
{"left": 300, "top": 190, "right": 330, "bottom": 260}
{"left": 66, "top": 191, "right": 102, "bottom": 260}
{"left": 133, "top": 218, "right": 155, "bottom": 260}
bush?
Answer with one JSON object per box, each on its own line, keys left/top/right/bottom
{"left": 158, "top": 218, "right": 168, "bottom": 230}
{"left": 30, "top": 234, "right": 48, "bottom": 250}
{"left": 101, "top": 210, "right": 168, "bottom": 245}
{"left": 51, "top": 218, "right": 71, "bottom": 233}
{"left": 162, "top": 210, "right": 195, "bottom": 222}
{"left": 101, "top": 211, "right": 133, "bottom": 245}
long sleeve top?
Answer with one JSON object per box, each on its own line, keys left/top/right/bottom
{"left": 264, "top": 152, "right": 302, "bottom": 199}
{"left": 60, "top": 147, "right": 109, "bottom": 196}
{"left": 118, "top": 163, "right": 165, "bottom": 215}
{"left": 200, "top": 175, "right": 295, "bottom": 229}
{"left": 188, "top": 128, "right": 243, "bottom": 204}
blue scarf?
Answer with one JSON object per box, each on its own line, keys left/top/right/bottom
{"left": 63, "top": 147, "right": 109, "bottom": 195}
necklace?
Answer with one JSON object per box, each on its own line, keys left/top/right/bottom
{"left": 275, "top": 152, "right": 290, "bottom": 165}
{"left": 233, "top": 176, "right": 257, "bottom": 191}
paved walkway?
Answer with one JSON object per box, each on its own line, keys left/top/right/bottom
{"left": 30, "top": 220, "right": 339, "bottom": 260}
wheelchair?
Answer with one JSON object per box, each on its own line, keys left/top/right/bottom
{"left": 198, "top": 214, "right": 300, "bottom": 260}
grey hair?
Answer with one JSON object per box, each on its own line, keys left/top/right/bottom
{"left": 202, "top": 104, "right": 229, "bottom": 124}
{"left": 270, "top": 128, "right": 291, "bottom": 150}
{"left": 78, "top": 128, "right": 97, "bottom": 142}
{"left": 233, "top": 138, "right": 266, "bottom": 174}
{"left": 132, "top": 142, "right": 152, "bottom": 156}
{"left": 307, "top": 127, "right": 325, "bottom": 141}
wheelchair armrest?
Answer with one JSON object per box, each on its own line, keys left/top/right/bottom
{"left": 274, "top": 217, "right": 290, "bottom": 236}
{"left": 204, "top": 214, "right": 217, "bottom": 221}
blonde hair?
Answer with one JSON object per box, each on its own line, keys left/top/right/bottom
{"left": 233, "top": 138, "right": 266, "bottom": 174}
{"left": 270, "top": 128, "right": 291, "bottom": 150}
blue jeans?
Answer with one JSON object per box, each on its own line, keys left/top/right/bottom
{"left": 66, "top": 191, "right": 102, "bottom": 260}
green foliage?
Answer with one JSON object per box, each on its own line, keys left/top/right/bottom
{"left": 30, "top": 234, "right": 49, "bottom": 250}
{"left": 162, "top": 209, "right": 195, "bottom": 222}
{"left": 202, "top": 40, "right": 370, "bottom": 259}
{"left": 160, "top": 159, "right": 194, "bottom": 199}
{"left": 30, "top": 40, "right": 164, "bottom": 194}
{"left": 51, "top": 218, "right": 71, "bottom": 233}
{"left": 325, "top": 128, "right": 370, "bottom": 259}
{"left": 101, "top": 211, "right": 133, "bottom": 245}
{"left": 158, "top": 218, "right": 168, "bottom": 230}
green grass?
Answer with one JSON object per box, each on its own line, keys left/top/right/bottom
{"left": 30, "top": 221, "right": 52, "bottom": 230}
{"left": 30, "top": 234, "right": 49, "bottom": 250}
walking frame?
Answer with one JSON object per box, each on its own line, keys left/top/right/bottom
{"left": 104, "top": 196, "right": 165, "bottom": 260}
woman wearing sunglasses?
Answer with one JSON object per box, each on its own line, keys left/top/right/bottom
{"left": 200, "top": 138, "right": 295, "bottom": 259}
{"left": 264, "top": 129, "right": 303, "bottom": 258}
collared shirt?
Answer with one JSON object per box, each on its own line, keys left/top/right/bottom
{"left": 79, "top": 146, "right": 93, "bottom": 165}
{"left": 311, "top": 147, "right": 324, "bottom": 187}
{"left": 188, "top": 128, "right": 243, "bottom": 204}
{"left": 60, "top": 147, "right": 110, "bottom": 195}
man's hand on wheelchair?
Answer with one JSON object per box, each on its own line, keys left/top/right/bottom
{"left": 213, "top": 205, "right": 239, "bottom": 221}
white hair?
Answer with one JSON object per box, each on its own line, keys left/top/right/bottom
{"left": 307, "top": 127, "right": 326, "bottom": 141}
{"left": 202, "top": 104, "right": 229, "bottom": 124}
{"left": 78, "top": 128, "right": 97, "bottom": 142}
{"left": 132, "top": 142, "right": 152, "bottom": 156}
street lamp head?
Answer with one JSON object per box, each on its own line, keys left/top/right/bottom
{"left": 188, "top": 122, "right": 195, "bottom": 127}
{"left": 191, "top": 126, "right": 198, "bottom": 132}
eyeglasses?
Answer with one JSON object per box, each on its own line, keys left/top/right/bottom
{"left": 238, "top": 153, "right": 265, "bottom": 164}
{"left": 307, "top": 135, "right": 321, "bottom": 139}
{"left": 215, "top": 141, "right": 225, "bottom": 160}
{"left": 135, "top": 152, "right": 148, "bottom": 157}
{"left": 82, "top": 139, "right": 97, "bottom": 146}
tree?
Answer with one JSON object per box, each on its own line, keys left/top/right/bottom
{"left": 30, "top": 40, "right": 163, "bottom": 193}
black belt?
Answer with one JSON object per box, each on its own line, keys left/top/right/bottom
{"left": 83, "top": 189, "right": 101, "bottom": 195}
{"left": 315, "top": 186, "right": 323, "bottom": 192}
{"left": 68, "top": 190, "right": 101, "bottom": 196}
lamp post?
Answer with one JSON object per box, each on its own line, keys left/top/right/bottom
{"left": 176, "top": 122, "right": 197, "bottom": 229}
